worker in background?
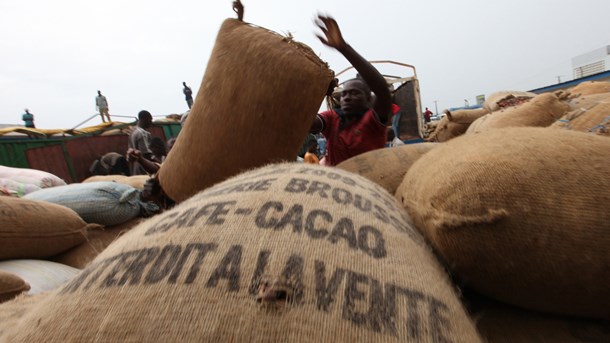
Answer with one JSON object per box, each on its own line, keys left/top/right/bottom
{"left": 96, "top": 90, "right": 111, "bottom": 122}
{"left": 22, "top": 109, "right": 35, "bottom": 128}
{"left": 309, "top": 15, "right": 392, "bottom": 166}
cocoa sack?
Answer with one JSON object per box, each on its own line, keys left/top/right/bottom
{"left": 473, "top": 300, "right": 610, "bottom": 343}
{"left": 569, "top": 81, "right": 610, "bottom": 96}
{"left": 396, "top": 127, "right": 610, "bottom": 319}
{"left": 483, "top": 90, "right": 536, "bottom": 113}
{"left": 551, "top": 93, "right": 610, "bottom": 136}
{"left": 83, "top": 175, "right": 150, "bottom": 190}
{"left": 0, "top": 197, "right": 98, "bottom": 260}
{"left": 467, "top": 93, "right": 569, "bottom": 134}
{"left": 336, "top": 143, "right": 438, "bottom": 195}
{"left": 52, "top": 218, "right": 147, "bottom": 269}
{"left": 427, "top": 108, "right": 488, "bottom": 142}
{"left": 0, "top": 270, "right": 30, "bottom": 304}
{"left": 0, "top": 293, "right": 47, "bottom": 340}
{"left": 158, "top": 19, "right": 335, "bottom": 202}
{"left": 3, "top": 163, "right": 481, "bottom": 342}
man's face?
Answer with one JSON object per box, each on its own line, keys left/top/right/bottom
{"left": 142, "top": 114, "right": 153, "bottom": 128}
{"left": 340, "top": 80, "right": 370, "bottom": 115}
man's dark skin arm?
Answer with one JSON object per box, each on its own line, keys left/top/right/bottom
{"left": 311, "top": 15, "right": 392, "bottom": 132}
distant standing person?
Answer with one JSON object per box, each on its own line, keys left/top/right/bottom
{"left": 183, "top": 82, "right": 193, "bottom": 109}
{"left": 96, "top": 90, "right": 111, "bottom": 122}
{"left": 22, "top": 109, "right": 35, "bottom": 128}
{"left": 424, "top": 107, "right": 433, "bottom": 123}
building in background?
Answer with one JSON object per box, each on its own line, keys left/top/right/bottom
{"left": 572, "top": 45, "right": 610, "bottom": 78}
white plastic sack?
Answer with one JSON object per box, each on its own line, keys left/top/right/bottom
{"left": 0, "top": 260, "right": 80, "bottom": 294}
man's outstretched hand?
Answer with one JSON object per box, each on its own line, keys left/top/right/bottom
{"left": 315, "top": 15, "right": 347, "bottom": 51}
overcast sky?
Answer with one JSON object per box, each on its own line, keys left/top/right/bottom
{"left": 1, "top": 0, "right": 609, "bottom": 129}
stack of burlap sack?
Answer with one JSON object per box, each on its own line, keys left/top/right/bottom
{"left": 2, "top": 17, "right": 609, "bottom": 342}
{"left": 0, "top": 18, "right": 484, "bottom": 342}
{"left": 0, "top": 165, "right": 159, "bottom": 309}
{"left": 427, "top": 80, "right": 610, "bottom": 142}
{"left": 341, "top": 124, "right": 610, "bottom": 341}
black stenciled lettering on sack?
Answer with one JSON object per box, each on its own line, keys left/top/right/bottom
{"left": 255, "top": 201, "right": 386, "bottom": 259}
{"left": 205, "top": 178, "right": 277, "bottom": 197}
{"left": 144, "top": 244, "right": 182, "bottom": 283}
{"left": 280, "top": 254, "right": 304, "bottom": 304}
{"left": 282, "top": 178, "right": 422, "bottom": 243}
{"left": 314, "top": 260, "right": 455, "bottom": 339}
{"left": 104, "top": 249, "right": 156, "bottom": 287}
{"left": 293, "top": 167, "right": 358, "bottom": 187}
{"left": 248, "top": 250, "right": 271, "bottom": 295}
{"left": 315, "top": 261, "right": 346, "bottom": 312}
{"left": 206, "top": 245, "right": 242, "bottom": 292}
{"left": 145, "top": 201, "right": 237, "bottom": 235}
{"left": 168, "top": 243, "right": 217, "bottom": 283}
{"left": 115, "top": 247, "right": 161, "bottom": 286}
{"left": 60, "top": 243, "right": 217, "bottom": 293}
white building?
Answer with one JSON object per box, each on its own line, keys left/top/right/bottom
{"left": 572, "top": 45, "right": 610, "bottom": 78}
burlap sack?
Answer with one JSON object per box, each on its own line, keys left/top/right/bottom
{"left": 467, "top": 93, "right": 570, "bottom": 134}
{"left": 0, "top": 293, "right": 47, "bottom": 340}
{"left": 158, "top": 19, "right": 335, "bottom": 202}
{"left": 336, "top": 143, "right": 438, "bottom": 195}
{"left": 0, "top": 197, "right": 98, "bottom": 260}
{"left": 3, "top": 163, "right": 481, "bottom": 342}
{"left": 427, "top": 108, "right": 488, "bottom": 142}
{"left": 551, "top": 93, "right": 610, "bottom": 135}
{"left": 53, "top": 218, "right": 147, "bottom": 269}
{"left": 83, "top": 175, "right": 149, "bottom": 190}
{"left": 569, "top": 81, "right": 610, "bottom": 96}
{"left": 82, "top": 175, "right": 128, "bottom": 183}
{"left": 483, "top": 90, "right": 536, "bottom": 113}
{"left": 396, "top": 127, "right": 610, "bottom": 319}
{"left": 0, "top": 270, "right": 30, "bottom": 304}
{"left": 473, "top": 300, "right": 610, "bottom": 343}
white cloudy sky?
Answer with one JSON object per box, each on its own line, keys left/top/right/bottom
{"left": 1, "top": 0, "right": 609, "bottom": 129}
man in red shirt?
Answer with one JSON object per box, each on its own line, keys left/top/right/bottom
{"left": 310, "top": 16, "right": 392, "bottom": 166}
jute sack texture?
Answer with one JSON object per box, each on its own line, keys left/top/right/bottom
{"left": 159, "top": 19, "right": 335, "bottom": 202}
{"left": 52, "top": 218, "right": 147, "bottom": 269}
{"left": 0, "top": 293, "right": 47, "bottom": 340}
{"left": 0, "top": 197, "right": 98, "bottom": 260}
{"left": 466, "top": 93, "right": 569, "bottom": 134}
{"left": 483, "top": 90, "right": 536, "bottom": 113}
{"left": 473, "top": 301, "right": 610, "bottom": 343}
{"left": 4, "top": 163, "right": 481, "bottom": 342}
{"left": 83, "top": 175, "right": 150, "bottom": 190}
{"left": 24, "top": 182, "right": 158, "bottom": 226}
{"left": 551, "top": 93, "right": 610, "bottom": 135}
{"left": 427, "top": 108, "right": 487, "bottom": 142}
{"left": 336, "top": 143, "right": 438, "bottom": 195}
{"left": 569, "top": 81, "right": 610, "bottom": 96}
{"left": 396, "top": 127, "right": 610, "bottom": 319}
{"left": 0, "top": 270, "right": 30, "bottom": 304}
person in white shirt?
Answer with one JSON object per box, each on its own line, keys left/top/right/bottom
{"left": 96, "top": 90, "right": 111, "bottom": 122}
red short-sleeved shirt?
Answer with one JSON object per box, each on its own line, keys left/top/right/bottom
{"left": 319, "top": 108, "right": 387, "bottom": 166}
